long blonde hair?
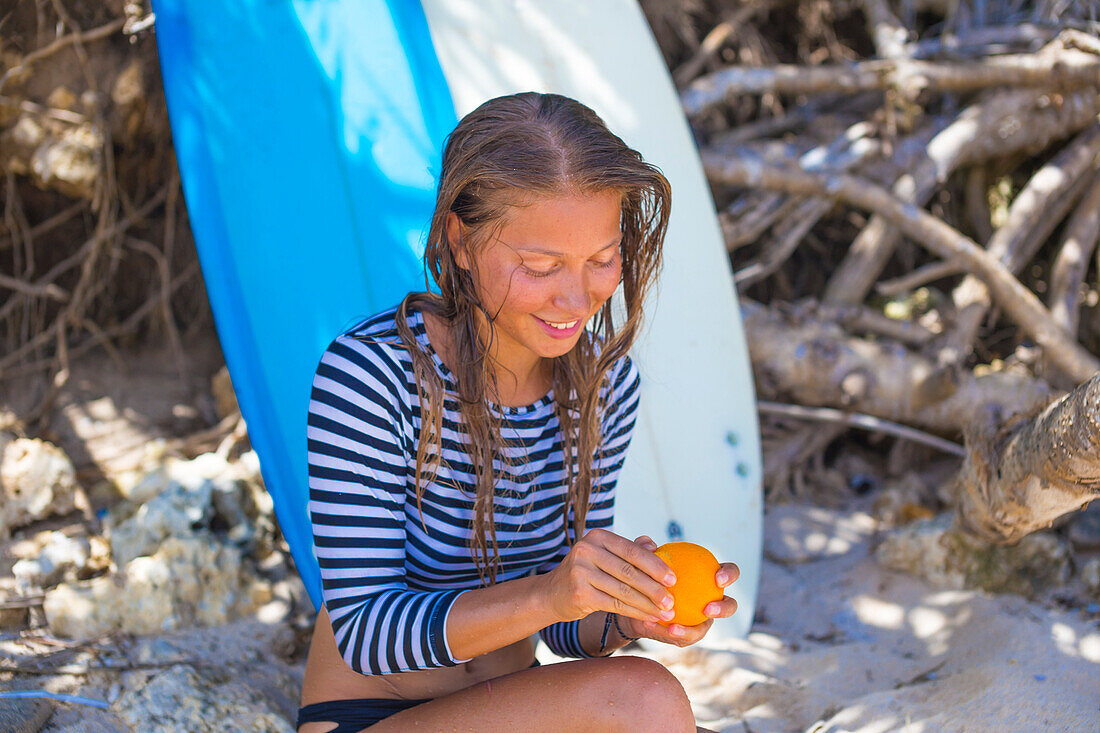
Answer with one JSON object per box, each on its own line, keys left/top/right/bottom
{"left": 394, "top": 93, "right": 669, "bottom": 584}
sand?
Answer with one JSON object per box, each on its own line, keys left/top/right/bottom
{"left": 623, "top": 505, "right": 1100, "bottom": 732}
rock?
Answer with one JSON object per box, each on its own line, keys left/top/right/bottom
{"left": 121, "top": 451, "right": 232, "bottom": 505}
{"left": 871, "top": 473, "right": 937, "bottom": 527}
{"left": 2, "top": 109, "right": 106, "bottom": 200}
{"left": 110, "top": 451, "right": 265, "bottom": 565}
{"left": 113, "top": 665, "right": 294, "bottom": 733}
{"left": 1081, "top": 558, "right": 1100, "bottom": 599}
{"left": 874, "top": 514, "right": 966, "bottom": 589}
{"left": 0, "top": 695, "right": 53, "bottom": 733}
{"left": 875, "top": 514, "right": 1072, "bottom": 597}
{"left": 0, "top": 436, "right": 78, "bottom": 539}
{"left": 11, "top": 531, "right": 90, "bottom": 587}
{"left": 763, "top": 504, "right": 876, "bottom": 564}
{"left": 44, "top": 536, "right": 272, "bottom": 637}
{"left": 1066, "top": 502, "right": 1100, "bottom": 552}
{"left": 108, "top": 478, "right": 214, "bottom": 567}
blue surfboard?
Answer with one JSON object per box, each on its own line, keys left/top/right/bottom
{"left": 154, "top": 0, "right": 457, "bottom": 606}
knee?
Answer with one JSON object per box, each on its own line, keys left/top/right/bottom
{"left": 598, "top": 656, "right": 695, "bottom": 733}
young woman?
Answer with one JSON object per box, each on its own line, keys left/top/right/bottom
{"left": 298, "top": 92, "right": 739, "bottom": 733}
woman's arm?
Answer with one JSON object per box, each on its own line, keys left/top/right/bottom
{"left": 443, "top": 528, "right": 677, "bottom": 661}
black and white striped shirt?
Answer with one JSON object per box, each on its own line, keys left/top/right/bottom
{"left": 307, "top": 306, "right": 641, "bottom": 675}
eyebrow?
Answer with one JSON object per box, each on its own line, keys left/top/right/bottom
{"left": 512, "top": 238, "right": 622, "bottom": 257}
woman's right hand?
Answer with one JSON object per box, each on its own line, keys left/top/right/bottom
{"left": 537, "top": 528, "right": 677, "bottom": 625}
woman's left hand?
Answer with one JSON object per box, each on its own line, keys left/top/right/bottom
{"left": 620, "top": 536, "right": 740, "bottom": 648}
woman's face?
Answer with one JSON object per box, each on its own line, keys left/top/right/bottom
{"left": 453, "top": 189, "right": 624, "bottom": 376}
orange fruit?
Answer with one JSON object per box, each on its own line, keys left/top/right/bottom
{"left": 654, "top": 541, "right": 724, "bottom": 627}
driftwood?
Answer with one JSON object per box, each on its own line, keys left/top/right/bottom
{"left": 823, "top": 88, "right": 1100, "bottom": 304}
{"left": 939, "top": 123, "right": 1100, "bottom": 368}
{"left": 703, "top": 153, "right": 1100, "bottom": 381}
{"left": 954, "top": 374, "right": 1100, "bottom": 542}
{"left": 743, "top": 300, "right": 1057, "bottom": 436}
{"left": 1048, "top": 170, "right": 1100, "bottom": 337}
{"left": 682, "top": 32, "right": 1100, "bottom": 116}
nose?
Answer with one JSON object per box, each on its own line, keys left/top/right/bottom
{"left": 554, "top": 269, "right": 591, "bottom": 315}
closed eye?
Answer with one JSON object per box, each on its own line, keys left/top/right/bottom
{"left": 522, "top": 265, "right": 557, "bottom": 278}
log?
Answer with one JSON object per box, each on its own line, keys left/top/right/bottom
{"left": 703, "top": 153, "right": 1100, "bottom": 381}
{"left": 681, "top": 36, "right": 1100, "bottom": 116}
{"left": 954, "top": 374, "right": 1100, "bottom": 543}
{"left": 742, "top": 300, "right": 1056, "bottom": 436}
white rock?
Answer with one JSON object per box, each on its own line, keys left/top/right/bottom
{"left": 109, "top": 479, "right": 213, "bottom": 566}
{"left": 0, "top": 436, "right": 78, "bottom": 538}
{"left": 43, "top": 536, "right": 271, "bottom": 638}
{"left": 114, "top": 665, "right": 293, "bottom": 733}
{"left": 110, "top": 453, "right": 266, "bottom": 565}
{"left": 875, "top": 514, "right": 967, "bottom": 589}
{"left": 12, "top": 531, "right": 90, "bottom": 586}
{"left": 876, "top": 514, "right": 1071, "bottom": 596}
{"left": 123, "top": 452, "right": 232, "bottom": 505}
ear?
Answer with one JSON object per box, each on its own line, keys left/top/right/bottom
{"left": 446, "top": 211, "right": 471, "bottom": 271}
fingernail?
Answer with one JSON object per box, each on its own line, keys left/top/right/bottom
{"left": 704, "top": 603, "right": 719, "bottom": 616}
{"left": 660, "top": 609, "right": 676, "bottom": 621}
{"left": 661, "top": 595, "right": 674, "bottom": 610}
{"left": 670, "top": 625, "right": 685, "bottom": 638}
{"left": 716, "top": 571, "right": 729, "bottom": 585}
{"left": 664, "top": 573, "right": 677, "bottom": 586}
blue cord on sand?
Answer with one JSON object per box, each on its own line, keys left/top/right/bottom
{"left": 0, "top": 690, "right": 110, "bottom": 709}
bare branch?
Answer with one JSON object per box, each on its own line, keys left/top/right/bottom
{"left": 758, "top": 401, "right": 966, "bottom": 456}
{"left": 704, "top": 154, "right": 1100, "bottom": 380}
{"left": 682, "top": 36, "right": 1100, "bottom": 116}
{"left": 1049, "top": 170, "right": 1100, "bottom": 336}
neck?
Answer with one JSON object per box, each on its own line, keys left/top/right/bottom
{"left": 477, "top": 313, "right": 551, "bottom": 407}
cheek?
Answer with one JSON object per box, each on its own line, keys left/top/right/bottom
{"left": 590, "top": 266, "right": 623, "bottom": 305}
{"left": 480, "top": 266, "right": 546, "bottom": 316}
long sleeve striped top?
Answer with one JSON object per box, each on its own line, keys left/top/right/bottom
{"left": 306, "top": 306, "right": 641, "bottom": 675}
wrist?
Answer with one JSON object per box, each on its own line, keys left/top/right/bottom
{"left": 612, "top": 613, "right": 642, "bottom": 643}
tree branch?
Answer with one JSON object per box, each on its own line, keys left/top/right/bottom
{"left": 705, "top": 155, "right": 1100, "bottom": 380}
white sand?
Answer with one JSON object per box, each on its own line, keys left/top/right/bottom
{"left": 629, "top": 505, "right": 1100, "bottom": 732}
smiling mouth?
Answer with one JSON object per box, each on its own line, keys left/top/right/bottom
{"left": 542, "top": 319, "right": 579, "bottom": 330}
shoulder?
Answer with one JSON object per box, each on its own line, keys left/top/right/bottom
{"left": 604, "top": 351, "right": 640, "bottom": 404}
{"left": 314, "top": 306, "right": 414, "bottom": 402}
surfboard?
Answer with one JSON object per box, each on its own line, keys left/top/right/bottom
{"left": 153, "top": 0, "right": 761, "bottom": 642}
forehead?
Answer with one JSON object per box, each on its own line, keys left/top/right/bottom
{"left": 493, "top": 190, "right": 623, "bottom": 253}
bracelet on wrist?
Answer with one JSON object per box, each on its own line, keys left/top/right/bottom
{"left": 598, "top": 612, "right": 614, "bottom": 655}
{"left": 612, "top": 612, "right": 641, "bottom": 642}
{"left": 598, "top": 612, "right": 640, "bottom": 655}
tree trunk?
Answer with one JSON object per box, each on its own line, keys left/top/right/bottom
{"left": 954, "top": 374, "right": 1100, "bottom": 543}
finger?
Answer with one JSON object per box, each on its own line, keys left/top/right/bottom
{"left": 633, "top": 535, "right": 658, "bottom": 552}
{"left": 703, "top": 596, "right": 738, "bottom": 620}
{"left": 587, "top": 528, "right": 677, "bottom": 588}
{"left": 585, "top": 581, "right": 667, "bottom": 625}
{"left": 640, "top": 619, "right": 712, "bottom": 647}
{"left": 586, "top": 557, "right": 675, "bottom": 622}
{"left": 715, "top": 562, "right": 740, "bottom": 587}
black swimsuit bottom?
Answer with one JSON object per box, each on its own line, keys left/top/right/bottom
{"left": 297, "top": 659, "right": 541, "bottom": 731}
{"left": 296, "top": 697, "right": 429, "bottom": 732}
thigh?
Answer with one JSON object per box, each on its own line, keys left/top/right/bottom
{"left": 368, "top": 655, "right": 697, "bottom": 733}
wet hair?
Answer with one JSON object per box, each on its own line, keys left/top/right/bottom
{"left": 394, "top": 92, "right": 670, "bottom": 583}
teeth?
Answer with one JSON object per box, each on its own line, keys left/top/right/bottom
{"left": 545, "top": 319, "right": 578, "bottom": 330}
